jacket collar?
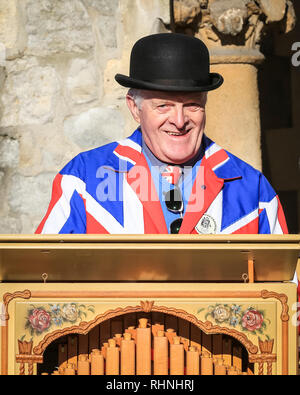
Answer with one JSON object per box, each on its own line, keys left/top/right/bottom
{"left": 202, "top": 134, "right": 242, "bottom": 181}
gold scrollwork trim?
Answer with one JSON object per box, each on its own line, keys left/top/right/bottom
{"left": 260, "top": 290, "right": 289, "bottom": 375}
{"left": 248, "top": 354, "right": 277, "bottom": 364}
{"left": 16, "top": 355, "right": 43, "bottom": 364}
{"left": 261, "top": 290, "right": 289, "bottom": 322}
{"left": 1, "top": 290, "right": 31, "bottom": 321}
{"left": 140, "top": 300, "right": 154, "bottom": 312}
{"left": 1, "top": 290, "right": 32, "bottom": 375}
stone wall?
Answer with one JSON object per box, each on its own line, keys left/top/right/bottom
{"left": 0, "top": 0, "right": 170, "bottom": 233}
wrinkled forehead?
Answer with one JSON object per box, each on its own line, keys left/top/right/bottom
{"left": 141, "top": 90, "right": 206, "bottom": 102}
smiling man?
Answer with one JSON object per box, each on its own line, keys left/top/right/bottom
{"left": 36, "top": 33, "right": 288, "bottom": 235}
{"left": 126, "top": 90, "right": 207, "bottom": 165}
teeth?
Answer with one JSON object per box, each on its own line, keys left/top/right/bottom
{"left": 167, "top": 131, "right": 187, "bottom": 136}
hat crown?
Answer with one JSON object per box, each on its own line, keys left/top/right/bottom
{"left": 130, "top": 33, "right": 210, "bottom": 85}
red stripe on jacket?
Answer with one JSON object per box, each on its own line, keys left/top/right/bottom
{"left": 35, "top": 174, "right": 63, "bottom": 234}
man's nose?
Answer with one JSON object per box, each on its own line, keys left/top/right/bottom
{"left": 169, "top": 106, "right": 188, "bottom": 129}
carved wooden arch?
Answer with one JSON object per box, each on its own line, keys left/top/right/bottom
{"left": 33, "top": 302, "right": 258, "bottom": 356}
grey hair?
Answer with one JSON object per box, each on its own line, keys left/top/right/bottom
{"left": 128, "top": 88, "right": 208, "bottom": 109}
{"left": 127, "top": 88, "right": 146, "bottom": 109}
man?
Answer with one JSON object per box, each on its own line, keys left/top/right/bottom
{"left": 36, "top": 33, "right": 288, "bottom": 235}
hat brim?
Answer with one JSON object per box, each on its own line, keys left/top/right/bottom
{"left": 115, "top": 72, "right": 223, "bottom": 92}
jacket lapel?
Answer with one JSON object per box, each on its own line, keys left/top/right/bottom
{"left": 179, "top": 156, "right": 224, "bottom": 234}
{"left": 111, "top": 130, "right": 167, "bottom": 234}
{"left": 126, "top": 153, "right": 168, "bottom": 234}
{"left": 180, "top": 137, "right": 242, "bottom": 234}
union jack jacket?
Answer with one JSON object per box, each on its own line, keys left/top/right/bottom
{"left": 36, "top": 129, "right": 288, "bottom": 235}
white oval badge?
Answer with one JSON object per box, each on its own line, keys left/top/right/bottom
{"left": 195, "top": 214, "right": 217, "bottom": 234}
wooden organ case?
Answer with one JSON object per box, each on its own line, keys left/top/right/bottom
{"left": 0, "top": 235, "right": 299, "bottom": 376}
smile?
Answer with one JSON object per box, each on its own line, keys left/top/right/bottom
{"left": 165, "top": 129, "right": 190, "bottom": 136}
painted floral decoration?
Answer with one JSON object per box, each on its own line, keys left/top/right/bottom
{"left": 242, "top": 309, "right": 264, "bottom": 332}
{"left": 28, "top": 308, "right": 51, "bottom": 333}
{"left": 198, "top": 303, "right": 270, "bottom": 336}
{"left": 25, "top": 303, "right": 95, "bottom": 336}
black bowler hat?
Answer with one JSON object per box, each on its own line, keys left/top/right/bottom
{"left": 115, "top": 33, "right": 223, "bottom": 92}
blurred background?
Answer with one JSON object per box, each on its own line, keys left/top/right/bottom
{"left": 0, "top": 0, "right": 299, "bottom": 234}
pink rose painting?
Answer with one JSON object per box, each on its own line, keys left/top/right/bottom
{"left": 28, "top": 309, "right": 51, "bottom": 333}
{"left": 242, "top": 309, "right": 264, "bottom": 332}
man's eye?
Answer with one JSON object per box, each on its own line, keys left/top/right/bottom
{"left": 186, "top": 103, "right": 201, "bottom": 109}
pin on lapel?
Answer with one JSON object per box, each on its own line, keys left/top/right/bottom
{"left": 195, "top": 214, "right": 217, "bottom": 234}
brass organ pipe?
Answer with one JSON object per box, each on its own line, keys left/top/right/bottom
{"left": 90, "top": 349, "right": 104, "bottom": 375}
{"left": 201, "top": 352, "right": 213, "bottom": 375}
{"left": 64, "top": 363, "right": 76, "bottom": 375}
{"left": 121, "top": 333, "right": 135, "bottom": 375}
{"left": 136, "top": 319, "right": 151, "bottom": 375}
{"left": 170, "top": 337, "right": 184, "bottom": 375}
{"left": 214, "top": 359, "right": 227, "bottom": 375}
{"left": 77, "top": 355, "right": 90, "bottom": 375}
{"left": 186, "top": 346, "right": 200, "bottom": 375}
{"left": 106, "top": 339, "right": 119, "bottom": 375}
{"left": 153, "top": 330, "right": 168, "bottom": 375}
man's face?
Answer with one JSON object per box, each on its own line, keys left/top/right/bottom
{"left": 127, "top": 90, "right": 207, "bottom": 164}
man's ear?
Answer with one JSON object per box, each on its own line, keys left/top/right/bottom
{"left": 202, "top": 92, "right": 208, "bottom": 108}
{"left": 126, "top": 94, "right": 141, "bottom": 123}
{"left": 202, "top": 111, "right": 206, "bottom": 130}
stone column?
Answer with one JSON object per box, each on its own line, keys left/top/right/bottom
{"left": 173, "top": 0, "right": 296, "bottom": 170}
